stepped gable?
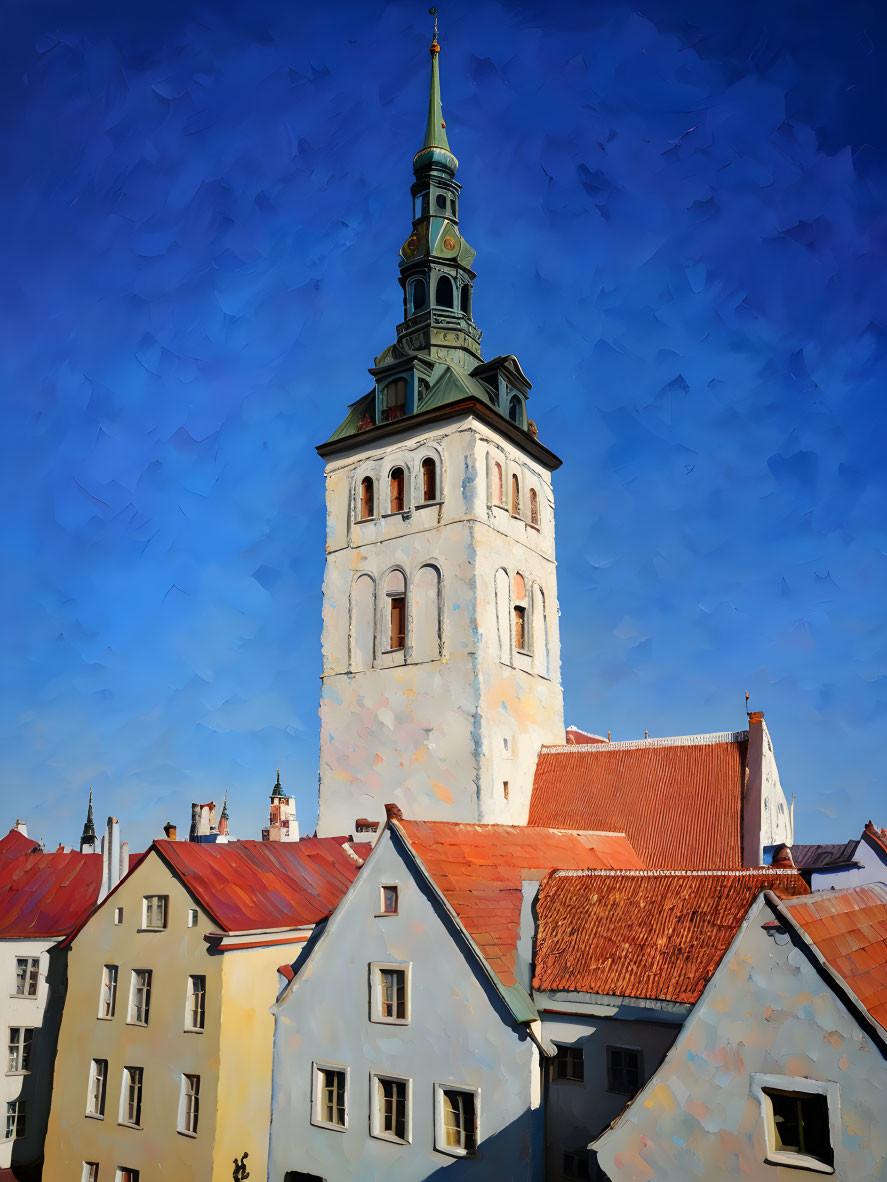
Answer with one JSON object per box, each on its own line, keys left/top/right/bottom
{"left": 0, "top": 851, "right": 103, "bottom": 938}
{"left": 154, "top": 838, "right": 372, "bottom": 933}
{"left": 393, "top": 817, "right": 642, "bottom": 988}
{"left": 781, "top": 883, "right": 887, "bottom": 1029}
{"left": 533, "top": 867, "right": 809, "bottom": 1003}
{"left": 529, "top": 731, "right": 748, "bottom": 869}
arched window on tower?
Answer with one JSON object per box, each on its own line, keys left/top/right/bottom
{"left": 359, "top": 477, "right": 375, "bottom": 520}
{"left": 421, "top": 457, "right": 437, "bottom": 503}
{"left": 509, "top": 395, "right": 522, "bottom": 426}
{"left": 411, "top": 564, "right": 442, "bottom": 662}
{"left": 530, "top": 488, "right": 539, "bottom": 528}
{"left": 513, "top": 572, "right": 530, "bottom": 654}
{"left": 381, "top": 379, "right": 407, "bottom": 423}
{"left": 350, "top": 573, "right": 375, "bottom": 671}
{"left": 436, "top": 275, "right": 454, "bottom": 309}
{"left": 460, "top": 285, "right": 471, "bottom": 315}
{"left": 385, "top": 570, "right": 407, "bottom": 651}
{"left": 408, "top": 278, "right": 427, "bottom": 314}
{"left": 511, "top": 474, "right": 521, "bottom": 517}
{"left": 389, "top": 467, "right": 405, "bottom": 513}
{"left": 492, "top": 462, "right": 503, "bottom": 505}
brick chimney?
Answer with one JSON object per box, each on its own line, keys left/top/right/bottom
{"left": 163, "top": 822, "right": 177, "bottom": 841}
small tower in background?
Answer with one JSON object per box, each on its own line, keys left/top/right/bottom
{"left": 219, "top": 793, "right": 229, "bottom": 837}
{"left": 79, "top": 789, "right": 97, "bottom": 854}
{"left": 263, "top": 769, "right": 299, "bottom": 842}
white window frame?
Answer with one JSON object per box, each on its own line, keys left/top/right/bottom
{"left": 114, "top": 1169, "right": 139, "bottom": 1182}
{"left": 128, "top": 970, "right": 151, "bottom": 1026}
{"left": 750, "top": 1073, "right": 839, "bottom": 1175}
{"left": 13, "top": 957, "right": 39, "bottom": 998}
{"left": 376, "top": 884, "right": 399, "bottom": 916}
{"left": 187, "top": 908, "right": 199, "bottom": 928}
{"left": 99, "top": 964, "right": 118, "bottom": 1019}
{"left": 86, "top": 1058, "right": 107, "bottom": 1118}
{"left": 433, "top": 1082, "right": 480, "bottom": 1157}
{"left": 118, "top": 1065, "right": 143, "bottom": 1128}
{"left": 185, "top": 974, "right": 206, "bottom": 1032}
{"left": 141, "top": 895, "right": 167, "bottom": 930}
{"left": 177, "top": 1073, "right": 200, "bottom": 1137}
{"left": 7, "top": 1026, "right": 33, "bottom": 1074}
{"left": 369, "top": 962, "right": 411, "bottom": 1025}
{"left": 114, "top": 907, "right": 124, "bottom": 925}
{"left": 370, "top": 1071, "right": 412, "bottom": 1144}
{"left": 4, "top": 1099, "right": 25, "bottom": 1141}
{"left": 81, "top": 1163, "right": 99, "bottom": 1182}
{"left": 310, "top": 1060, "right": 349, "bottom": 1132}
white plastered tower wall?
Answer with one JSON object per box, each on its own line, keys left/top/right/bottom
{"left": 316, "top": 408, "right": 564, "bottom": 838}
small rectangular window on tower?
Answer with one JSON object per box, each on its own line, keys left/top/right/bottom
{"left": 503, "top": 781, "right": 509, "bottom": 800}
{"left": 389, "top": 596, "right": 406, "bottom": 650}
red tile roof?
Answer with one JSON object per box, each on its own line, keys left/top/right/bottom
{"left": 565, "top": 727, "right": 609, "bottom": 745}
{"left": 0, "top": 829, "right": 40, "bottom": 858}
{"left": 394, "top": 819, "right": 643, "bottom": 988}
{"left": 781, "top": 884, "right": 887, "bottom": 1029}
{"left": 154, "top": 838, "right": 371, "bottom": 933}
{"left": 528, "top": 733, "right": 747, "bottom": 869}
{"left": 0, "top": 851, "right": 103, "bottom": 938}
{"left": 533, "top": 868, "right": 809, "bottom": 1002}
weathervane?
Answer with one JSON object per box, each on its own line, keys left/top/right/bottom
{"left": 429, "top": 7, "right": 439, "bottom": 43}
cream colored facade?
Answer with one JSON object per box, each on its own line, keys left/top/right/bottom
{"left": 43, "top": 847, "right": 301, "bottom": 1181}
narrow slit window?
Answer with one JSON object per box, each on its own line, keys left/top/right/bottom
{"left": 421, "top": 457, "right": 437, "bottom": 502}
{"left": 460, "top": 284, "right": 471, "bottom": 315}
{"left": 359, "top": 477, "right": 375, "bottom": 520}
{"left": 186, "top": 975, "right": 206, "bottom": 1031}
{"left": 87, "top": 1059, "right": 107, "bottom": 1117}
{"left": 389, "top": 467, "right": 405, "bottom": 513}
{"left": 511, "top": 474, "right": 520, "bottom": 516}
{"left": 514, "top": 606, "right": 526, "bottom": 651}
{"left": 100, "top": 965, "right": 118, "bottom": 1019}
{"left": 493, "top": 462, "right": 503, "bottom": 504}
{"left": 385, "top": 571, "right": 407, "bottom": 651}
{"left": 530, "top": 488, "right": 539, "bottom": 527}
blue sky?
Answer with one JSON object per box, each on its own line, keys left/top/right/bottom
{"left": 1, "top": 0, "right": 884, "bottom": 851}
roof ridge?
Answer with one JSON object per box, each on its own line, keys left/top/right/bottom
{"left": 542, "top": 730, "right": 749, "bottom": 753}
{"left": 550, "top": 867, "right": 802, "bottom": 878}
{"left": 781, "top": 881, "right": 887, "bottom": 905}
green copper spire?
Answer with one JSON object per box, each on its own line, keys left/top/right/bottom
{"left": 271, "top": 767, "right": 285, "bottom": 799}
{"left": 422, "top": 9, "right": 450, "bottom": 153}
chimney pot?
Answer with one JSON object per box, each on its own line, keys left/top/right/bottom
{"left": 163, "top": 822, "right": 177, "bottom": 841}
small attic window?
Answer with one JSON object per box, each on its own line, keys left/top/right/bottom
{"left": 509, "top": 395, "right": 522, "bottom": 425}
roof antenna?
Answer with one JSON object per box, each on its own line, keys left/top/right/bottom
{"left": 644, "top": 729, "right": 648, "bottom": 739}
{"left": 745, "top": 689, "right": 750, "bottom": 717}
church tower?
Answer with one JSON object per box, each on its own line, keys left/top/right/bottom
{"left": 315, "top": 21, "right": 565, "bottom": 837}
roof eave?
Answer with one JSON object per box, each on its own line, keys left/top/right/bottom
{"left": 316, "top": 396, "right": 562, "bottom": 471}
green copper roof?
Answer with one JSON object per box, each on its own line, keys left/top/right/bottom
{"left": 423, "top": 42, "right": 450, "bottom": 153}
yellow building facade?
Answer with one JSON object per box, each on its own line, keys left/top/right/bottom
{"left": 44, "top": 839, "right": 363, "bottom": 1181}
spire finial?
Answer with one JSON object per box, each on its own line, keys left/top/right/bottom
{"left": 429, "top": 6, "right": 439, "bottom": 45}
{"left": 418, "top": 7, "right": 451, "bottom": 158}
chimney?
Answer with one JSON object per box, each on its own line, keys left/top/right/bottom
{"left": 119, "top": 841, "right": 130, "bottom": 881}
{"left": 13, "top": 820, "right": 27, "bottom": 837}
{"left": 384, "top": 803, "right": 404, "bottom": 821}
{"left": 189, "top": 803, "right": 199, "bottom": 843}
{"left": 771, "top": 843, "right": 795, "bottom": 869}
{"left": 99, "top": 817, "right": 121, "bottom": 902}
{"left": 163, "top": 822, "right": 177, "bottom": 841}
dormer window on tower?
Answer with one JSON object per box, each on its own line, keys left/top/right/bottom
{"left": 381, "top": 379, "right": 407, "bottom": 423}
{"left": 508, "top": 394, "right": 523, "bottom": 426}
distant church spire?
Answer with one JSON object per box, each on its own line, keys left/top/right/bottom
{"left": 272, "top": 766, "right": 285, "bottom": 799}
{"left": 80, "top": 789, "right": 97, "bottom": 854}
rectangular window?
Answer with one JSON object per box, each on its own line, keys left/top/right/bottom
{"left": 371, "top": 1074, "right": 411, "bottom": 1144}
{"left": 187, "top": 909, "right": 198, "bottom": 928}
{"left": 128, "top": 971, "right": 151, "bottom": 1026}
{"left": 99, "top": 965, "right": 118, "bottom": 1019}
{"left": 389, "top": 596, "right": 406, "bottom": 650}
{"left": 186, "top": 975, "right": 206, "bottom": 1031}
{"left": 7, "top": 1027, "right": 33, "bottom": 1073}
{"left": 179, "top": 1074, "right": 200, "bottom": 1135}
{"left": 114, "top": 907, "right": 123, "bottom": 925}
{"left": 115, "top": 1170, "right": 139, "bottom": 1182}
{"left": 379, "top": 885, "right": 398, "bottom": 916}
{"left": 503, "top": 780, "right": 509, "bottom": 800}
{"left": 311, "top": 1062, "right": 348, "bottom": 1131}
{"left": 370, "top": 963, "right": 410, "bottom": 1023}
{"left": 434, "top": 1085, "right": 478, "bottom": 1156}
{"left": 142, "top": 895, "right": 167, "bottom": 930}
{"left": 552, "top": 1044, "right": 584, "bottom": 1083}
{"left": 119, "top": 1066, "right": 143, "bottom": 1127}
{"left": 87, "top": 1059, "right": 107, "bottom": 1117}
{"left": 606, "top": 1045, "right": 641, "bottom": 1095}
{"left": 81, "top": 1164, "right": 99, "bottom": 1182}
{"left": 14, "top": 957, "right": 39, "bottom": 998}
{"left": 5, "top": 1100, "right": 25, "bottom": 1140}
{"left": 763, "top": 1087, "right": 834, "bottom": 1168}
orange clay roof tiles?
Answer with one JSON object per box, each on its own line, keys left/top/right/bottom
{"left": 533, "top": 868, "right": 809, "bottom": 1003}
{"left": 153, "top": 838, "right": 372, "bottom": 933}
{"left": 395, "top": 819, "right": 643, "bottom": 988}
{"left": 0, "top": 851, "right": 103, "bottom": 938}
{"left": 528, "top": 734, "right": 747, "bottom": 869}
{"left": 781, "top": 884, "right": 887, "bottom": 1029}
